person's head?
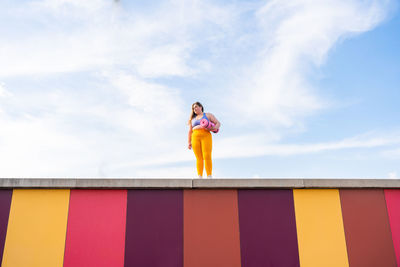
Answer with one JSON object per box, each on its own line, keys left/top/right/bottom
{"left": 188, "top": 102, "right": 204, "bottom": 124}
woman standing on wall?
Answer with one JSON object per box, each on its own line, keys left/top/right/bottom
{"left": 188, "top": 102, "right": 221, "bottom": 178}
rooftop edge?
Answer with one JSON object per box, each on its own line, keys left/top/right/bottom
{"left": 0, "top": 178, "right": 399, "bottom": 189}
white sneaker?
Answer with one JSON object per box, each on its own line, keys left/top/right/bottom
{"left": 207, "top": 175, "right": 212, "bottom": 179}
{"left": 198, "top": 175, "right": 203, "bottom": 178}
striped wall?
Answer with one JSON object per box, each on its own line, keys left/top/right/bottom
{"left": 0, "top": 188, "right": 398, "bottom": 267}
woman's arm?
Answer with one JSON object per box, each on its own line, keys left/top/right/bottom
{"left": 207, "top": 113, "right": 221, "bottom": 130}
{"left": 188, "top": 123, "right": 193, "bottom": 149}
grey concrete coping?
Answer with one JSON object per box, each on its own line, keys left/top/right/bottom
{"left": 0, "top": 178, "right": 400, "bottom": 189}
{"left": 0, "top": 178, "right": 192, "bottom": 189}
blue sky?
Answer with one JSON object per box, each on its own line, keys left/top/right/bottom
{"left": 0, "top": 0, "right": 399, "bottom": 178}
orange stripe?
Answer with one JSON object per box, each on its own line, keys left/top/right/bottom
{"left": 184, "top": 190, "right": 241, "bottom": 267}
{"left": 293, "top": 189, "right": 349, "bottom": 267}
{"left": 2, "top": 189, "right": 70, "bottom": 267}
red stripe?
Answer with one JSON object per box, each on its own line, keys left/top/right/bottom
{"left": 64, "top": 190, "right": 127, "bottom": 267}
{"left": 385, "top": 189, "right": 400, "bottom": 266}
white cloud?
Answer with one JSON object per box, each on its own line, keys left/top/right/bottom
{"left": 32, "top": 0, "right": 107, "bottom": 12}
{"left": 214, "top": 131, "right": 400, "bottom": 158}
{"left": 381, "top": 147, "right": 400, "bottom": 159}
{"left": 0, "top": 83, "right": 11, "bottom": 98}
{"left": 228, "top": 0, "right": 393, "bottom": 130}
{"left": 388, "top": 171, "right": 398, "bottom": 179}
{"left": 0, "top": 70, "right": 189, "bottom": 177}
{"left": 0, "top": 116, "right": 86, "bottom": 177}
{"left": 102, "top": 71, "right": 185, "bottom": 136}
{"left": 0, "top": 83, "right": 11, "bottom": 114}
{"left": 0, "top": 0, "right": 235, "bottom": 78}
{"left": 100, "top": 131, "right": 400, "bottom": 171}
{"left": 0, "top": 0, "right": 395, "bottom": 177}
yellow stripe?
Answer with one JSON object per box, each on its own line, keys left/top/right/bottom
{"left": 293, "top": 189, "right": 349, "bottom": 267}
{"left": 2, "top": 189, "right": 70, "bottom": 267}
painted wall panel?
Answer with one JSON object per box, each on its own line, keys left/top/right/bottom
{"left": 184, "top": 189, "right": 241, "bottom": 267}
{"left": 340, "top": 189, "right": 396, "bottom": 267}
{"left": 0, "top": 186, "right": 396, "bottom": 267}
{"left": 124, "top": 190, "right": 183, "bottom": 267}
{"left": 238, "top": 189, "right": 300, "bottom": 267}
{"left": 1, "top": 189, "right": 70, "bottom": 267}
{"left": 293, "top": 189, "right": 349, "bottom": 267}
{"left": 64, "top": 190, "right": 127, "bottom": 267}
{"left": 0, "top": 190, "right": 12, "bottom": 266}
{"left": 385, "top": 189, "right": 400, "bottom": 266}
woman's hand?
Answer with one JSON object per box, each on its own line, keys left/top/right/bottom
{"left": 208, "top": 124, "right": 219, "bottom": 132}
{"left": 207, "top": 113, "right": 221, "bottom": 131}
{"left": 188, "top": 143, "right": 192, "bottom": 150}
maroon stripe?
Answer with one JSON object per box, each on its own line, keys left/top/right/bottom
{"left": 340, "top": 189, "right": 396, "bottom": 267}
{"left": 0, "top": 190, "right": 12, "bottom": 265}
{"left": 238, "top": 189, "right": 300, "bottom": 267}
{"left": 124, "top": 190, "right": 183, "bottom": 267}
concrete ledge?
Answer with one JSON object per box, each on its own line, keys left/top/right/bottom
{"left": 0, "top": 178, "right": 193, "bottom": 189}
{"left": 0, "top": 178, "right": 400, "bottom": 189}
{"left": 192, "top": 179, "right": 305, "bottom": 188}
{"left": 303, "top": 179, "right": 400, "bottom": 188}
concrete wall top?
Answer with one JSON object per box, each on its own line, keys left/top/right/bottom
{"left": 0, "top": 178, "right": 400, "bottom": 189}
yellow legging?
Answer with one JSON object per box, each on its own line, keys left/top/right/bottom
{"left": 191, "top": 129, "right": 212, "bottom": 176}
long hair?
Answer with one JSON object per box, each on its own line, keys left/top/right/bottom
{"left": 188, "top": 102, "right": 204, "bottom": 125}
